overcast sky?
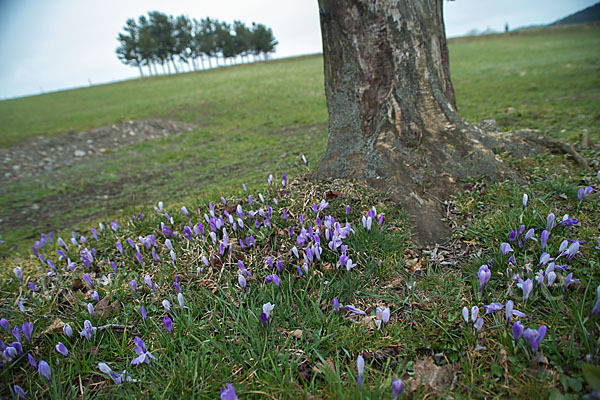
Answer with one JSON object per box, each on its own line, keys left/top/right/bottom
{"left": 0, "top": 0, "right": 597, "bottom": 99}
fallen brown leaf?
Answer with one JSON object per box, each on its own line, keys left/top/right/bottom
{"left": 406, "top": 357, "right": 458, "bottom": 393}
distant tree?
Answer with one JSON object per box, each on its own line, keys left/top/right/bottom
{"left": 217, "top": 22, "right": 238, "bottom": 65}
{"left": 116, "top": 18, "right": 145, "bottom": 77}
{"left": 233, "top": 21, "right": 252, "bottom": 63}
{"left": 147, "top": 11, "right": 177, "bottom": 74}
{"left": 174, "top": 15, "right": 193, "bottom": 71}
{"left": 250, "top": 23, "right": 278, "bottom": 60}
{"left": 195, "top": 17, "right": 219, "bottom": 68}
{"left": 117, "top": 13, "right": 278, "bottom": 73}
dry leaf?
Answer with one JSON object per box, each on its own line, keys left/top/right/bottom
{"left": 406, "top": 258, "right": 426, "bottom": 273}
{"left": 95, "top": 296, "right": 121, "bottom": 319}
{"left": 407, "top": 357, "right": 458, "bottom": 393}
{"left": 361, "top": 315, "right": 377, "bottom": 330}
{"left": 40, "top": 318, "right": 66, "bottom": 336}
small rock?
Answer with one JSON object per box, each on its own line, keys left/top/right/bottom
{"left": 74, "top": 150, "right": 86, "bottom": 157}
{"left": 129, "top": 131, "right": 136, "bottom": 136}
{"left": 507, "top": 107, "right": 516, "bottom": 115}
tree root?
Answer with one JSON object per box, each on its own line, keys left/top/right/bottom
{"left": 517, "top": 131, "right": 589, "bottom": 169}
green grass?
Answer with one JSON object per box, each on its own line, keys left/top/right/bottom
{"left": 0, "top": 23, "right": 599, "bottom": 399}
{"left": 451, "top": 23, "right": 600, "bottom": 143}
{"left": 0, "top": 24, "right": 599, "bottom": 252}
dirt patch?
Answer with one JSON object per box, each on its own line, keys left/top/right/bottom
{"left": 0, "top": 119, "right": 195, "bottom": 181}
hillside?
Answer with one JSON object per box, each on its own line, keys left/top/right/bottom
{"left": 0, "top": 21, "right": 598, "bottom": 400}
{"left": 551, "top": 2, "right": 600, "bottom": 25}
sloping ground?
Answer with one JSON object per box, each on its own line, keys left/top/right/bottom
{"left": 551, "top": 3, "right": 600, "bottom": 26}
{"left": 1, "top": 120, "right": 194, "bottom": 181}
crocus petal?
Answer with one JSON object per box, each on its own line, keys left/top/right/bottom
{"left": 220, "top": 383, "right": 238, "bottom": 400}
{"left": 38, "top": 360, "right": 51, "bottom": 382}
{"left": 55, "top": 342, "right": 68, "bottom": 356}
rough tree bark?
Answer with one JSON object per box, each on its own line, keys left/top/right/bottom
{"left": 315, "top": 0, "right": 511, "bottom": 246}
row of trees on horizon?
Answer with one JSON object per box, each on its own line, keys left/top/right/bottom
{"left": 116, "top": 11, "right": 278, "bottom": 77}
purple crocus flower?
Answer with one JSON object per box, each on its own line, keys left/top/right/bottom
{"left": 475, "top": 317, "right": 484, "bottom": 332}
{"left": 38, "top": 360, "right": 51, "bottom": 382}
{"left": 508, "top": 229, "right": 517, "bottom": 243}
{"left": 462, "top": 307, "right": 469, "bottom": 323}
{"left": 90, "top": 291, "right": 100, "bottom": 302}
{"left": 144, "top": 275, "right": 156, "bottom": 291}
{"left": 263, "top": 302, "right": 274, "bottom": 319}
{"left": 505, "top": 300, "right": 514, "bottom": 325}
{"left": 565, "top": 241, "right": 580, "bottom": 261}
{"left": 220, "top": 383, "right": 238, "bottom": 400}
{"left": 557, "top": 216, "right": 579, "bottom": 228}
{"left": 524, "top": 325, "right": 547, "bottom": 353}
{"left": 512, "top": 321, "right": 524, "bottom": 342}
{"left": 265, "top": 274, "right": 281, "bottom": 288}
{"left": 590, "top": 286, "right": 600, "bottom": 317}
{"left": 522, "top": 193, "right": 528, "bottom": 210}
{"left": 517, "top": 278, "right": 534, "bottom": 302}
{"left": 28, "top": 353, "right": 37, "bottom": 369}
{"left": 392, "top": 378, "right": 403, "bottom": 399}
{"left": 478, "top": 265, "right": 491, "bottom": 292}
{"left": 64, "top": 324, "right": 73, "bottom": 338}
{"left": 178, "top": 293, "right": 184, "bottom": 309}
{"left": 56, "top": 342, "right": 68, "bottom": 357}
{"left": 357, "top": 354, "right": 365, "bottom": 387}
{"left": 237, "top": 260, "right": 252, "bottom": 277}
{"left": 136, "top": 251, "right": 143, "bottom": 266}
{"left": 162, "top": 299, "right": 171, "bottom": 313}
{"left": 12, "top": 325, "right": 20, "bottom": 341}
{"left": 21, "top": 322, "right": 33, "bottom": 342}
{"left": 14, "top": 267, "right": 23, "bottom": 282}
{"left": 13, "top": 385, "right": 26, "bottom": 399}
{"left": 0, "top": 318, "right": 9, "bottom": 333}
{"left": 79, "top": 320, "right": 96, "bottom": 341}
{"left": 238, "top": 273, "right": 246, "bottom": 291}
{"left": 129, "top": 280, "right": 138, "bottom": 293}
{"left": 131, "top": 336, "right": 156, "bottom": 365}
{"left": 540, "top": 230, "right": 549, "bottom": 251}
{"left": 98, "top": 363, "right": 132, "bottom": 385}
{"left": 333, "top": 297, "right": 340, "bottom": 313}
{"left": 563, "top": 273, "right": 579, "bottom": 293}
{"left": 523, "top": 228, "right": 536, "bottom": 243}
{"left": 546, "top": 213, "right": 555, "bottom": 232}
{"left": 88, "top": 303, "right": 95, "bottom": 318}
{"left": 500, "top": 242, "right": 513, "bottom": 255}
{"left": 471, "top": 306, "right": 479, "bottom": 322}
{"left": 578, "top": 186, "right": 593, "bottom": 203}
{"left": 539, "top": 252, "right": 552, "bottom": 266}
{"left": 344, "top": 305, "right": 366, "bottom": 315}
{"left": 83, "top": 273, "right": 94, "bottom": 289}
{"left": 260, "top": 312, "right": 268, "bottom": 327}
{"left": 163, "top": 317, "right": 173, "bottom": 334}
{"left": 115, "top": 242, "right": 123, "bottom": 255}
{"left": 375, "top": 307, "right": 391, "bottom": 330}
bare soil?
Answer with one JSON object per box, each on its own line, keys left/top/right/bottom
{"left": 0, "top": 119, "right": 195, "bottom": 181}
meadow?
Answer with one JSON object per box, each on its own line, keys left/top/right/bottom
{"left": 0, "top": 23, "right": 599, "bottom": 399}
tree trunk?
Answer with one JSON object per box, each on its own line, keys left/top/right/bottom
{"left": 315, "top": 0, "right": 507, "bottom": 246}
{"left": 138, "top": 65, "right": 144, "bottom": 78}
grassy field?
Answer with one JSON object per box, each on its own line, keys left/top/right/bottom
{"left": 0, "top": 23, "right": 599, "bottom": 399}
{"left": 0, "top": 24, "right": 599, "bottom": 251}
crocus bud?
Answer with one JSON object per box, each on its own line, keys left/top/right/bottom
{"left": 512, "top": 321, "right": 524, "bottom": 342}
